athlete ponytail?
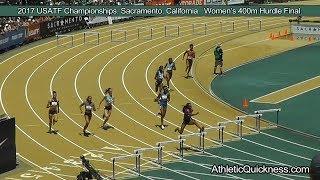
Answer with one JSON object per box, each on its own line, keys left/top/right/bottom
{"left": 105, "top": 88, "right": 111, "bottom": 94}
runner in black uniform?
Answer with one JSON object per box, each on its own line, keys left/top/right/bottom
{"left": 98, "top": 88, "right": 115, "bottom": 129}
{"left": 80, "top": 96, "right": 96, "bottom": 136}
{"left": 175, "top": 103, "right": 204, "bottom": 134}
{"left": 164, "top": 58, "right": 176, "bottom": 89}
{"left": 46, "top": 91, "right": 59, "bottom": 134}
{"left": 154, "top": 66, "right": 164, "bottom": 93}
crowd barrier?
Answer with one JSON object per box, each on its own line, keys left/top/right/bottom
{"left": 0, "top": 16, "right": 134, "bottom": 52}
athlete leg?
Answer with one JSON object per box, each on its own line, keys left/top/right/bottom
{"left": 48, "top": 114, "right": 53, "bottom": 133}
{"left": 83, "top": 115, "right": 90, "bottom": 134}
{"left": 102, "top": 109, "right": 109, "bottom": 127}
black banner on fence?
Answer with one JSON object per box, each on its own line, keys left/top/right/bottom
{"left": 40, "top": 16, "right": 86, "bottom": 37}
{"left": 0, "top": 28, "right": 26, "bottom": 51}
{"left": 0, "top": 117, "right": 16, "bottom": 173}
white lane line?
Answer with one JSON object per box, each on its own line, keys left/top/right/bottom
{"left": 176, "top": 170, "right": 236, "bottom": 179}
{"left": 50, "top": 17, "right": 205, "bottom": 180}
{"left": 0, "top": 18, "right": 164, "bottom": 180}
{"left": 17, "top": 153, "right": 66, "bottom": 180}
{"left": 77, "top": 17, "right": 221, "bottom": 180}
{"left": 28, "top": 170, "right": 76, "bottom": 178}
{"left": 141, "top": 17, "right": 297, "bottom": 180}
{"left": 49, "top": 17, "right": 188, "bottom": 153}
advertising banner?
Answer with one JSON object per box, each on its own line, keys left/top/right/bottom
{"left": 291, "top": 24, "right": 320, "bottom": 35}
{"left": 204, "top": 0, "right": 244, "bottom": 5}
{"left": 26, "top": 22, "right": 41, "bottom": 41}
{"left": 0, "top": 28, "right": 26, "bottom": 51}
{"left": 180, "top": 0, "right": 204, "bottom": 5}
{"left": 40, "top": 16, "right": 86, "bottom": 37}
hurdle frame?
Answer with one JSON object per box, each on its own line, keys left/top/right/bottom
{"left": 247, "top": 18, "right": 262, "bottom": 31}
{"left": 192, "top": 23, "right": 208, "bottom": 35}
{"left": 56, "top": 34, "right": 74, "bottom": 47}
{"left": 111, "top": 29, "right": 127, "bottom": 42}
{"left": 178, "top": 131, "right": 206, "bottom": 153}
{"left": 255, "top": 108, "right": 281, "bottom": 126}
{"left": 236, "top": 114, "right": 263, "bottom": 133}
{"left": 137, "top": 27, "right": 153, "bottom": 40}
{"left": 164, "top": 25, "right": 180, "bottom": 37}
{"left": 111, "top": 154, "right": 140, "bottom": 179}
{"left": 220, "top": 21, "right": 235, "bottom": 33}
{"left": 157, "top": 138, "right": 185, "bottom": 160}
{"left": 134, "top": 146, "right": 163, "bottom": 165}
{"left": 83, "top": 31, "right": 100, "bottom": 45}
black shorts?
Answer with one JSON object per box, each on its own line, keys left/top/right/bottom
{"left": 49, "top": 109, "right": 58, "bottom": 115}
{"left": 166, "top": 70, "right": 173, "bottom": 78}
{"left": 187, "top": 59, "right": 193, "bottom": 66}
{"left": 84, "top": 112, "right": 92, "bottom": 118}
{"left": 215, "top": 60, "right": 223, "bottom": 67}
{"left": 104, "top": 105, "right": 112, "bottom": 111}
{"left": 156, "top": 79, "right": 163, "bottom": 86}
{"left": 183, "top": 117, "right": 191, "bottom": 125}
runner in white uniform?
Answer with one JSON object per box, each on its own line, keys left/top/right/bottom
{"left": 98, "top": 88, "right": 115, "bottom": 129}
{"left": 154, "top": 66, "right": 164, "bottom": 93}
{"left": 164, "top": 58, "right": 176, "bottom": 89}
{"left": 80, "top": 96, "right": 96, "bottom": 136}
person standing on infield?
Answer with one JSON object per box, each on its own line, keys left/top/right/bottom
{"left": 213, "top": 44, "right": 224, "bottom": 75}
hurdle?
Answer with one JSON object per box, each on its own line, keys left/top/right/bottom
{"left": 133, "top": 146, "right": 163, "bottom": 165}
{"left": 137, "top": 27, "right": 153, "bottom": 40}
{"left": 220, "top": 21, "right": 235, "bottom": 33}
{"left": 164, "top": 25, "right": 180, "bottom": 37}
{"left": 255, "top": 108, "right": 281, "bottom": 127}
{"left": 111, "top": 154, "right": 140, "bottom": 179}
{"left": 157, "top": 138, "right": 185, "bottom": 159}
{"left": 111, "top": 29, "right": 127, "bottom": 42}
{"left": 83, "top": 31, "right": 100, "bottom": 45}
{"left": 56, "top": 34, "right": 74, "bottom": 47}
{"left": 217, "top": 118, "right": 246, "bottom": 139}
{"left": 178, "top": 131, "right": 206, "bottom": 153}
{"left": 247, "top": 18, "right": 262, "bottom": 31}
{"left": 237, "top": 114, "right": 263, "bottom": 133}
{"left": 192, "top": 23, "right": 207, "bottom": 35}
{"left": 204, "top": 125, "right": 226, "bottom": 145}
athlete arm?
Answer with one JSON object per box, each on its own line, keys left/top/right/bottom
{"left": 173, "top": 63, "right": 176, "bottom": 70}
{"left": 98, "top": 97, "right": 104, "bottom": 109}
{"left": 168, "top": 94, "right": 171, "bottom": 102}
{"left": 57, "top": 101, "right": 60, "bottom": 113}
{"left": 154, "top": 93, "right": 161, "bottom": 102}
{"left": 79, "top": 102, "right": 84, "bottom": 113}
{"left": 93, "top": 104, "right": 96, "bottom": 111}
{"left": 183, "top": 50, "right": 187, "bottom": 60}
{"left": 191, "top": 112, "right": 199, "bottom": 116}
{"left": 46, "top": 100, "right": 50, "bottom": 108}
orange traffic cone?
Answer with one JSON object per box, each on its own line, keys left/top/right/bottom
{"left": 284, "top": 29, "right": 288, "bottom": 35}
{"left": 308, "top": 36, "right": 312, "bottom": 42}
{"left": 242, "top": 99, "right": 249, "bottom": 108}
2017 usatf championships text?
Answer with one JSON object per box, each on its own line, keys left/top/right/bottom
{"left": 16, "top": 7, "right": 302, "bottom": 16}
